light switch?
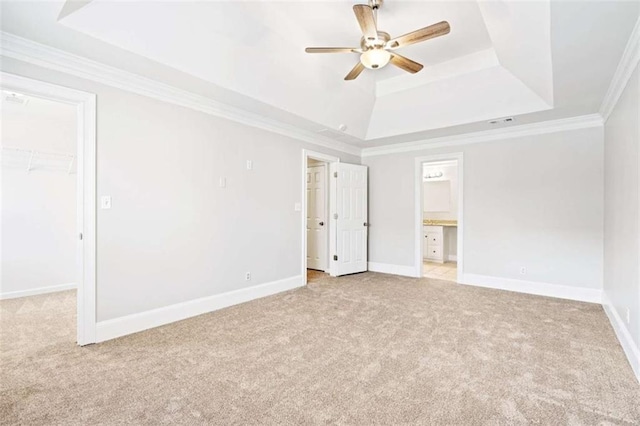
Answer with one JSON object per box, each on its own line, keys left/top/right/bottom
{"left": 100, "top": 196, "right": 112, "bottom": 209}
{"left": 219, "top": 177, "right": 226, "bottom": 188}
{"left": 294, "top": 202, "right": 301, "bottom": 211}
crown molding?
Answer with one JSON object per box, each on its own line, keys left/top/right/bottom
{"left": 361, "top": 114, "right": 604, "bottom": 157}
{"left": 599, "top": 16, "right": 640, "bottom": 121}
{"left": 0, "top": 32, "right": 361, "bottom": 156}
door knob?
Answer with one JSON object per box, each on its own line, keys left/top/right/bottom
{"left": 363, "top": 222, "right": 369, "bottom": 227}
{"left": 319, "top": 222, "right": 324, "bottom": 226}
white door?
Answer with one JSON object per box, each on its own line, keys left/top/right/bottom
{"left": 307, "top": 165, "right": 327, "bottom": 270}
{"left": 330, "top": 163, "right": 368, "bottom": 276}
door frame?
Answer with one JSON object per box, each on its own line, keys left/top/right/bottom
{"left": 1, "top": 72, "right": 97, "bottom": 345}
{"left": 301, "top": 149, "right": 340, "bottom": 284}
{"left": 414, "top": 152, "right": 464, "bottom": 282}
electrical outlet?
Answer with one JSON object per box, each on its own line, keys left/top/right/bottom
{"left": 626, "top": 307, "right": 631, "bottom": 325}
{"left": 246, "top": 160, "right": 253, "bottom": 170}
{"left": 219, "top": 177, "right": 226, "bottom": 188}
{"left": 245, "top": 272, "right": 251, "bottom": 281}
{"left": 519, "top": 267, "right": 526, "bottom": 275}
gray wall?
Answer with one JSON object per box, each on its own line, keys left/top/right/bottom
{"left": 363, "top": 126, "right": 604, "bottom": 290}
{"left": 604, "top": 62, "right": 640, "bottom": 350}
{"left": 1, "top": 58, "right": 358, "bottom": 321}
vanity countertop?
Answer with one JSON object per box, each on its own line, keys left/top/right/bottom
{"left": 423, "top": 219, "right": 458, "bottom": 227}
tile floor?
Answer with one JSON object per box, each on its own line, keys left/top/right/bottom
{"left": 423, "top": 261, "right": 457, "bottom": 282}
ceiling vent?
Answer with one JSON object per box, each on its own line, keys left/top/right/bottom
{"left": 488, "top": 117, "right": 514, "bottom": 125}
{"left": 317, "top": 128, "right": 340, "bottom": 137}
{"left": 316, "top": 127, "right": 358, "bottom": 143}
{"left": 2, "top": 91, "right": 29, "bottom": 106}
{"left": 317, "top": 127, "right": 349, "bottom": 138}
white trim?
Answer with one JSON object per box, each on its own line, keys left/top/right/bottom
{"left": 461, "top": 273, "right": 602, "bottom": 304}
{"left": 415, "top": 153, "right": 464, "bottom": 282}
{"left": 301, "top": 150, "right": 340, "bottom": 284}
{"left": 0, "top": 31, "right": 360, "bottom": 157}
{"left": 0, "top": 283, "right": 76, "bottom": 300}
{"left": 638, "top": 37, "right": 640, "bottom": 386}
{"left": 602, "top": 292, "right": 640, "bottom": 382}
{"left": 0, "top": 72, "right": 97, "bottom": 346}
{"left": 367, "top": 262, "right": 416, "bottom": 277}
{"left": 96, "top": 275, "right": 303, "bottom": 342}
{"left": 600, "top": 16, "right": 640, "bottom": 121}
{"left": 329, "top": 162, "right": 338, "bottom": 277}
{"left": 447, "top": 255, "right": 458, "bottom": 262}
{"left": 361, "top": 114, "right": 603, "bottom": 157}
{"left": 2, "top": 31, "right": 617, "bottom": 158}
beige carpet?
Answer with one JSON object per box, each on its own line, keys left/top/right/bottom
{"left": 1, "top": 273, "right": 639, "bottom": 425}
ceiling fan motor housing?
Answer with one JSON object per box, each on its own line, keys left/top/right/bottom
{"left": 360, "top": 31, "right": 390, "bottom": 49}
{"left": 369, "top": 0, "right": 383, "bottom": 10}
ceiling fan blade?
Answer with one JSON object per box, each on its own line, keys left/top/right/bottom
{"left": 305, "top": 47, "right": 359, "bottom": 54}
{"left": 389, "top": 53, "right": 424, "bottom": 74}
{"left": 387, "top": 21, "right": 450, "bottom": 49}
{"left": 353, "top": 4, "right": 378, "bottom": 41}
{"left": 345, "top": 62, "right": 365, "bottom": 80}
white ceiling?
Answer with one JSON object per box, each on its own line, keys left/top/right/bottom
{"left": 1, "top": 1, "right": 638, "bottom": 149}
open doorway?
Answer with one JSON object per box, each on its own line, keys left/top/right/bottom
{"left": 302, "top": 150, "right": 339, "bottom": 283}
{"left": 415, "top": 153, "right": 463, "bottom": 282}
{"left": 0, "top": 73, "right": 96, "bottom": 345}
{"left": 1, "top": 91, "right": 79, "bottom": 348}
{"left": 307, "top": 159, "right": 329, "bottom": 272}
{"left": 302, "top": 150, "right": 369, "bottom": 284}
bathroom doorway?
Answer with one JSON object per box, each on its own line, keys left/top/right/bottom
{"left": 415, "top": 153, "right": 463, "bottom": 282}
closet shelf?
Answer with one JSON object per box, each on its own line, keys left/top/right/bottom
{"left": 1, "top": 146, "right": 76, "bottom": 174}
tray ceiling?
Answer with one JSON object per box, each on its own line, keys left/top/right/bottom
{"left": 2, "top": 0, "right": 638, "bottom": 148}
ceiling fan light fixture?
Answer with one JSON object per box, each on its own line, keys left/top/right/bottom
{"left": 360, "top": 48, "right": 391, "bottom": 69}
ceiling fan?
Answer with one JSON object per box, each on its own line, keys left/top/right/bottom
{"left": 305, "top": 0, "right": 450, "bottom": 80}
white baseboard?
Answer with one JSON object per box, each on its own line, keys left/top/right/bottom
{"left": 95, "top": 275, "right": 303, "bottom": 343}
{"left": 461, "top": 273, "right": 602, "bottom": 304}
{"left": 0, "top": 282, "right": 76, "bottom": 300}
{"left": 602, "top": 292, "right": 640, "bottom": 382}
{"left": 447, "top": 255, "right": 458, "bottom": 262}
{"left": 368, "top": 262, "right": 417, "bottom": 277}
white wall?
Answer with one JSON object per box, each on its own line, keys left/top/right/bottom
{"left": 363, "top": 126, "right": 604, "bottom": 294}
{"left": 423, "top": 163, "right": 458, "bottom": 221}
{"left": 0, "top": 58, "right": 358, "bottom": 322}
{"left": 603, "top": 62, "right": 640, "bottom": 376}
{"left": 1, "top": 96, "right": 77, "bottom": 297}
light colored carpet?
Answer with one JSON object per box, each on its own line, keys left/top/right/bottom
{"left": 1, "top": 273, "right": 639, "bottom": 425}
